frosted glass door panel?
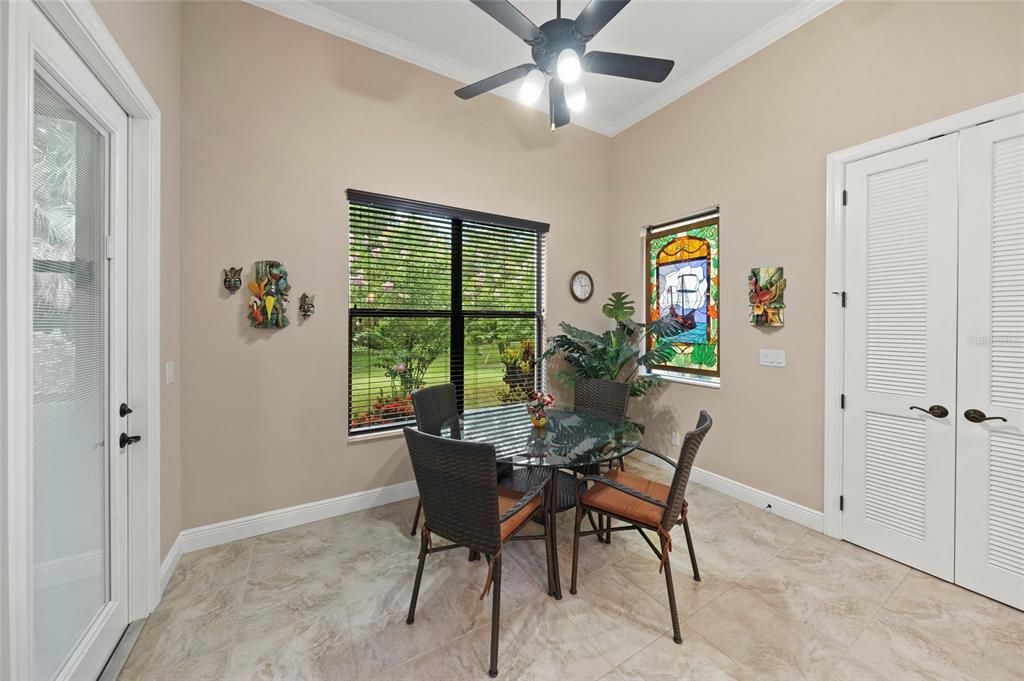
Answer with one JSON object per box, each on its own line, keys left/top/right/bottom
{"left": 32, "top": 72, "right": 109, "bottom": 680}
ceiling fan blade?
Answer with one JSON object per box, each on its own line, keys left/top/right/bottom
{"left": 582, "top": 51, "right": 674, "bottom": 83}
{"left": 469, "top": 0, "right": 545, "bottom": 44}
{"left": 573, "top": 0, "right": 630, "bottom": 41}
{"left": 549, "top": 78, "right": 570, "bottom": 129}
{"left": 455, "top": 64, "right": 536, "bottom": 99}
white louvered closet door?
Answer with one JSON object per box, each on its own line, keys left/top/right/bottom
{"left": 955, "top": 113, "right": 1024, "bottom": 610}
{"left": 842, "top": 134, "right": 959, "bottom": 580}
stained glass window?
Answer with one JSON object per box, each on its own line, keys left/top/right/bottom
{"left": 646, "top": 212, "right": 720, "bottom": 379}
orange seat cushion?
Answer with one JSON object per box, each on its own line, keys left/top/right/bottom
{"left": 498, "top": 486, "right": 543, "bottom": 542}
{"left": 580, "top": 470, "right": 671, "bottom": 528}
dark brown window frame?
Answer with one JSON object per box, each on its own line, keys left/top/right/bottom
{"left": 347, "top": 189, "right": 549, "bottom": 435}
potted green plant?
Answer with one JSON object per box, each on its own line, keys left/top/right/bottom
{"left": 542, "top": 292, "right": 682, "bottom": 397}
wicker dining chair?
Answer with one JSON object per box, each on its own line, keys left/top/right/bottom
{"left": 404, "top": 428, "right": 549, "bottom": 678}
{"left": 569, "top": 411, "right": 712, "bottom": 644}
{"left": 574, "top": 377, "right": 630, "bottom": 471}
{"left": 408, "top": 383, "right": 513, "bottom": 535}
{"left": 574, "top": 377, "right": 630, "bottom": 424}
{"left": 572, "top": 377, "right": 633, "bottom": 541}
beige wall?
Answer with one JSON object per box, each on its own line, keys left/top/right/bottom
{"left": 92, "top": 0, "right": 183, "bottom": 558}
{"left": 609, "top": 1, "right": 1024, "bottom": 511}
{"left": 178, "top": 1, "right": 614, "bottom": 528}
{"left": 94, "top": 0, "right": 1023, "bottom": 539}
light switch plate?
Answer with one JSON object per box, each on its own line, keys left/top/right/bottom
{"left": 671, "top": 431, "right": 681, "bottom": 446}
{"left": 166, "top": 361, "right": 175, "bottom": 385}
{"left": 759, "top": 349, "right": 786, "bottom": 368}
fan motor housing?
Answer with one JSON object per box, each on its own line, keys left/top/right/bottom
{"left": 532, "top": 18, "right": 586, "bottom": 74}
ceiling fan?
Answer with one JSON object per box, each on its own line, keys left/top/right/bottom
{"left": 455, "top": 0, "right": 674, "bottom": 130}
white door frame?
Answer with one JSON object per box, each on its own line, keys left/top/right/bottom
{"left": 1, "top": 1, "right": 162, "bottom": 677}
{"left": 823, "top": 93, "right": 1024, "bottom": 540}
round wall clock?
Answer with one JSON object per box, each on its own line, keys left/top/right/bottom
{"left": 570, "top": 270, "right": 594, "bottom": 302}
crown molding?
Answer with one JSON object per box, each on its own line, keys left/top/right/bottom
{"left": 243, "top": 0, "right": 842, "bottom": 138}
{"left": 244, "top": 0, "right": 618, "bottom": 135}
{"left": 605, "top": 0, "right": 843, "bottom": 135}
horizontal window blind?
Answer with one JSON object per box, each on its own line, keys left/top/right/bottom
{"left": 349, "top": 204, "right": 451, "bottom": 310}
{"left": 347, "top": 190, "right": 547, "bottom": 434}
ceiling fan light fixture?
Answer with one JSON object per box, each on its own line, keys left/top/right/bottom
{"left": 518, "top": 68, "right": 545, "bottom": 104}
{"left": 459, "top": 0, "right": 677, "bottom": 131}
{"left": 565, "top": 79, "right": 586, "bottom": 111}
{"left": 556, "top": 48, "right": 581, "bottom": 83}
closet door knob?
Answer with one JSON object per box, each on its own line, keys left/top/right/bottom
{"left": 909, "top": 405, "right": 949, "bottom": 418}
{"left": 964, "top": 409, "right": 1007, "bottom": 423}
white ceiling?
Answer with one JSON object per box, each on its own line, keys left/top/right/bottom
{"left": 249, "top": 0, "right": 840, "bottom": 136}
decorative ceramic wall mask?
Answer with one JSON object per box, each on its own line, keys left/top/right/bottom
{"left": 223, "top": 266, "right": 243, "bottom": 293}
{"left": 749, "top": 266, "right": 786, "bottom": 327}
{"left": 299, "top": 293, "right": 316, "bottom": 318}
{"left": 247, "top": 260, "right": 291, "bottom": 328}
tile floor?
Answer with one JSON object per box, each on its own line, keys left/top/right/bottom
{"left": 119, "top": 456, "right": 1024, "bottom": 680}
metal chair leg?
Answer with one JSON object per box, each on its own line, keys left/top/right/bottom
{"left": 596, "top": 514, "right": 611, "bottom": 544}
{"left": 409, "top": 499, "right": 422, "bottom": 536}
{"left": 570, "top": 504, "right": 583, "bottom": 595}
{"left": 683, "top": 519, "right": 701, "bottom": 582}
{"left": 542, "top": 506, "right": 554, "bottom": 593}
{"left": 543, "top": 492, "right": 556, "bottom": 597}
{"left": 407, "top": 532, "right": 428, "bottom": 624}
{"left": 585, "top": 510, "right": 601, "bottom": 541}
{"left": 661, "top": 536, "right": 682, "bottom": 644}
{"left": 488, "top": 555, "right": 502, "bottom": 678}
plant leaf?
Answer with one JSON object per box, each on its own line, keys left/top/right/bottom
{"left": 647, "top": 316, "right": 683, "bottom": 340}
{"left": 602, "top": 292, "right": 636, "bottom": 323}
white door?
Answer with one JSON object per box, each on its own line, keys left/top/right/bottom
{"left": 842, "top": 134, "right": 959, "bottom": 580}
{"left": 29, "top": 5, "right": 130, "bottom": 680}
{"left": 955, "top": 113, "right": 1024, "bottom": 610}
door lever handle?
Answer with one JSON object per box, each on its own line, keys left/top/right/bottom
{"left": 909, "top": 405, "right": 949, "bottom": 418}
{"left": 964, "top": 409, "right": 1007, "bottom": 423}
{"left": 119, "top": 432, "right": 142, "bottom": 449}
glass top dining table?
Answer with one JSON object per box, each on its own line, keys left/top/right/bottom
{"left": 440, "top": 405, "right": 644, "bottom": 599}
{"left": 442, "top": 406, "right": 644, "bottom": 469}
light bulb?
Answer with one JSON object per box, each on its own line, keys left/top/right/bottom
{"left": 518, "top": 69, "right": 545, "bottom": 105}
{"left": 565, "top": 79, "right": 586, "bottom": 111}
{"left": 557, "top": 48, "right": 581, "bottom": 83}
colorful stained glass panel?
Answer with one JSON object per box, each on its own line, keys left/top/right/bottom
{"left": 646, "top": 216, "right": 720, "bottom": 377}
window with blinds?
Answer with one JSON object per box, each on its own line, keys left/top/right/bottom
{"left": 348, "top": 190, "right": 547, "bottom": 434}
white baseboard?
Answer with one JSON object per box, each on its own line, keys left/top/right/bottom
{"left": 156, "top": 464, "right": 823, "bottom": 595}
{"left": 35, "top": 550, "right": 104, "bottom": 591}
{"left": 158, "top": 479, "right": 420, "bottom": 592}
{"left": 159, "top": 533, "right": 182, "bottom": 594}
{"left": 689, "top": 466, "right": 824, "bottom": 533}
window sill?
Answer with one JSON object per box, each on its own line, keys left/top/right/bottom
{"left": 347, "top": 428, "right": 405, "bottom": 444}
{"left": 654, "top": 372, "right": 721, "bottom": 390}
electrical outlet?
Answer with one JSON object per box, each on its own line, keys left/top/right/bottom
{"left": 671, "top": 431, "right": 681, "bottom": 446}
{"left": 166, "top": 361, "right": 175, "bottom": 385}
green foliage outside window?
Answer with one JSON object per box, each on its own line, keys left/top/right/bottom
{"left": 349, "top": 204, "right": 542, "bottom": 431}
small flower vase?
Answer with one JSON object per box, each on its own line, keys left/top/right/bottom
{"left": 530, "top": 412, "right": 548, "bottom": 429}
